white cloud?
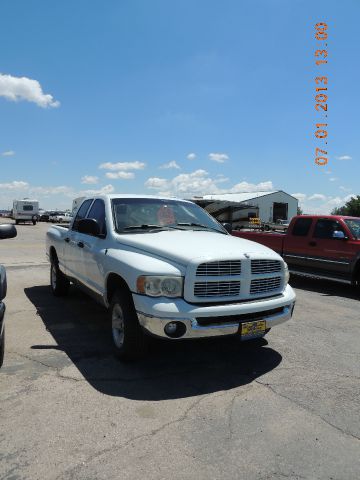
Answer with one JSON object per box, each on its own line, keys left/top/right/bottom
{"left": 105, "top": 171, "right": 134, "bottom": 180}
{"left": 0, "top": 73, "right": 60, "bottom": 108}
{"left": 186, "top": 153, "right": 196, "bottom": 160}
{"left": 145, "top": 177, "right": 169, "bottom": 190}
{"left": 160, "top": 161, "right": 181, "bottom": 170}
{"left": 82, "top": 184, "right": 115, "bottom": 195}
{"left": 81, "top": 175, "right": 99, "bottom": 185}
{"left": 0, "top": 180, "right": 28, "bottom": 190}
{"left": 339, "top": 186, "right": 352, "bottom": 192}
{"left": 145, "top": 171, "right": 276, "bottom": 198}
{"left": 336, "top": 155, "right": 352, "bottom": 161}
{"left": 1, "top": 150, "right": 15, "bottom": 157}
{"left": 209, "top": 152, "right": 229, "bottom": 163}
{"left": 99, "top": 161, "right": 146, "bottom": 171}
{"left": 308, "top": 194, "right": 327, "bottom": 201}
{"left": 229, "top": 181, "right": 274, "bottom": 193}
{"left": 329, "top": 177, "right": 337, "bottom": 182}
{"left": 291, "top": 193, "right": 307, "bottom": 202}
{"left": 291, "top": 192, "right": 357, "bottom": 214}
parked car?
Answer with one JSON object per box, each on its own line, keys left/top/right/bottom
{"left": 232, "top": 215, "right": 360, "bottom": 286}
{"left": 46, "top": 195, "right": 296, "bottom": 360}
{"left": 49, "top": 212, "right": 73, "bottom": 223}
{"left": 0, "top": 223, "right": 17, "bottom": 367}
{"left": 263, "top": 219, "right": 290, "bottom": 232}
{"left": 39, "top": 211, "right": 51, "bottom": 222}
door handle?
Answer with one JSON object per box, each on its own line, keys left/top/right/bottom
{"left": 77, "top": 241, "right": 84, "bottom": 248}
{"left": 309, "top": 241, "right": 317, "bottom": 247}
{"left": 65, "top": 237, "right": 70, "bottom": 243}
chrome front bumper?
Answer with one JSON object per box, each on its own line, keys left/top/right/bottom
{"left": 134, "top": 284, "right": 296, "bottom": 340}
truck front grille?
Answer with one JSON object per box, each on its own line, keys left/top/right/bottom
{"left": 194, "top": 281, "right": 241, "bottom": 297}
{"left": 251, "top": 260, "right": 282, "bottom": 274}
{"left": 196, "top": 260, "right": 241, "bottom": 277}
{"left": 250, "top": 277, "right": 281, "bottom": 295}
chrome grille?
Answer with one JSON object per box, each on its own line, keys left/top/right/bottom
{"left": 251, "top": 260, "right": 282, "bottom": 274}
{"left": 196, "top": 260, "right": 241, "bottom": 277}
{"left": 250, "top": 277, "right": 281, "bottom": 295}
{"left": 194, "top": 281, "right": 241, "bottom": 297}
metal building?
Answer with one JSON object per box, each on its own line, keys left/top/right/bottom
{"left": 199, "top": 190, "right": 298, "bottom": 223}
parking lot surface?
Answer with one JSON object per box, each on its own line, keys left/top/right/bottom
{"left": 1, "top": 220, "right": 359, "bottom": 480}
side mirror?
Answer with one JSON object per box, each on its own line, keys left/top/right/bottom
{"left": 0, "top": 224, "right": 17, "bottom": 239}
{"left": 77, "top": 218, "right": 100, "bottom": 236}
{"left": 222, "top": 223, "right": 232, "bottom": 234}
{"left": 332, "top": 231, "right": 346, "bottom": 240}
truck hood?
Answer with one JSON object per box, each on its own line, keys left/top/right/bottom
{"left": 116, "top": 230, "right": 280, "bottom": 266}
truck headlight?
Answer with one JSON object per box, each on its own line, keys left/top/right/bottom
{"left": 284, "top": 263, "right": 290, "bottom": 285}
{"left": 136, "top": 276, "right": 184, "bottom": 298}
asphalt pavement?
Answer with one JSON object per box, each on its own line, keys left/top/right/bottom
{"left": 0, "top": 220, "right": 359, "bottom": 480}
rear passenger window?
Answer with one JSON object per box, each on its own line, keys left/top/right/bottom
{"left": 86, "top": 199, "right": 107, "bottom": 237}
{"left": 72, "top": 199, "right": 93, "bottom": 231}
{"left": 292, "top": 218, "right": 312, "bottom": 236}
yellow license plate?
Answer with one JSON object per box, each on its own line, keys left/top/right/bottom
{"left": 241, "top": 320, "right": 266, "bottom": 339}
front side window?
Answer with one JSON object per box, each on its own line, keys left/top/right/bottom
{"left": 72, "top": 199, "right": 93, "bottom": 231}
{"left": 344, "top": 219, "right": 360, "bottom": 239}
{"left": 314, "top": 219, "right": 345, "bottom": 239}
{"left": 86, "top": 199, "right": 107, "bottom": 236}
{"left": 292, "top": 218, "right": 312, "bottom": 236}
{"left": 23, "top": 205, "right": 34, "bottom": 211}
{"left": 111, "top": 198, "right": 226, "bottom": 234}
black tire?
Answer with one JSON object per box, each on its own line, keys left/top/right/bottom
{"left": 15, "top": 220, "right": 19, "bottom": 225}
{"left": 50, "top": 260, "right": 69, "bottom": 296}
{"left": 0, "top": 327, "right": 4, "bottom": 368}
{"left": 109, "top": 289, "right": 148, "bottom": 361}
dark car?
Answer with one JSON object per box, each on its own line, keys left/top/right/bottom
{"left": 40, "top": 211, "right": 52, "bottom": 222}
{"left": 0, "top": 224, "right": 17, "bottom": 367}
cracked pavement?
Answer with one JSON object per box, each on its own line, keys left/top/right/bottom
{"left": 0, "top": 222, "right": 359, "bottom": 479}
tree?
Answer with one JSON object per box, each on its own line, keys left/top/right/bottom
{"left": 331, "top": 195, "right": 360, "bottom": 216}
{"left": 297, "top": 206, "right": 303, "bottom": 215}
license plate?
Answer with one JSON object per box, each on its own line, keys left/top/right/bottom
{"left": 240, "top": 320, "right": 266, "bottom": 340}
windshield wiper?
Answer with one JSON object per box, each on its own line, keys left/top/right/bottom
{"left": 123, "top": 224, "right": 166, "bottom": 231}
{"left": 176, "top": 223, "right": 227, "bottom": 234}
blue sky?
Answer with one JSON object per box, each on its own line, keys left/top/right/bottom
{"left": 0, "top": 0, "right": 359, "bottom": 212}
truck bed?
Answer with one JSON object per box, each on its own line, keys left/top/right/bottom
{"left": 231, "top": 230, "right": 285, "bottom": 255}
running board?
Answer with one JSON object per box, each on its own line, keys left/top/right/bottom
{"left": 290, "top": 270, "right": 352, "bottom": 285}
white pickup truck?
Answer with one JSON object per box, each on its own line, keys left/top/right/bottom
{"left": 46, "top": 195, "right": 296, "bottom": 360}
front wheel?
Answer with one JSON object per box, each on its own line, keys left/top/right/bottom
{"left": 0, "top": 326, "right": 4, "bottom": 368}
{"left": 50, "top": 261, "right": 69, "bottom": 296}
{"left": 109, "top": 290, "right": 148, "bottom": 361}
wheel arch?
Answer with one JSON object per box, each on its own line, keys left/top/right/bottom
{"left": 49, "top": 246, "right": 58, "bottom": 264}
{"left": 105, "top": 273, "right": 132, "bottom": 306}
{"left": 352, "top": 259, "right": 360, "bottom": 286}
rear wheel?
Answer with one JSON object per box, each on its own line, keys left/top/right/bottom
{"left": 109, "top": 289, "right": 148, "bottom": 360}
{"left": 50, "top": 260, "right": 69, "bottom": 296}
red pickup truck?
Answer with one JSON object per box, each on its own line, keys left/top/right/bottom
{"left": 232, "top": 215, "right": 360, "bottom": 286}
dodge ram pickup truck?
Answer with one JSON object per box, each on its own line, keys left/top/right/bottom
{"left": 46, "top": 195, "right": 296, "bottom": 359}
{"left": 232, "top": 215, "right": 360, "bottom": 286}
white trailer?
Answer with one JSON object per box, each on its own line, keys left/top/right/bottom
{"left": 12, "top": 199, "right": 39, "bottom": 225}
{"left": 72, "top": 197, "right": 86, "bottom": 215}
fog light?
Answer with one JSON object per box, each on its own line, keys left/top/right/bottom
{"left": 164, "top": 321, "right": 187, "bottom": 338}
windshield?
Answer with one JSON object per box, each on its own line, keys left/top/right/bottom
{"left": 344, "top": 219, "right": 360, "bottom": 239}
{"left": 111, "top": 198, "right": 226, "bottom": 234}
